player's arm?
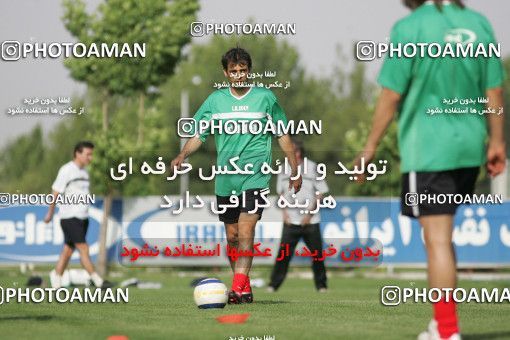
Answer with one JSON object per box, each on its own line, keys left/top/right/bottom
{"left": 280, "top": 191, "right": 291, "bottom": 225}
{"left": 301, "top": 193, "right": 323, "bottom": 225}
{"left": 171, "top": 94, "right": 212, "bottom": 171}
{"left": 45, "top": 166, "right": 67, "bottom": 223}
{"left": 44, "top": 190, "right": 59, "bottom": 223}
{"left": 302, "top": 174, "right": 329, "bottom": 225}
{"left": 486, "top": 87, "right": 506, "bottom": 177}
{"left": 170, "top": 135, "right": 203, "bottom": 171}
{"left": 360, "top": 88, "right": 401, "bottom": 162}
{"left": 282, "top": 206, "right": 290, "bottom": 224}
{"left": 361, "top": 19, "right": 409, "bottom": 165}
{"left": 276, "top": 175, "right": 291, "bottom": 224}
{"left": 277, "top": 134, "right": 302, "bottom": 193}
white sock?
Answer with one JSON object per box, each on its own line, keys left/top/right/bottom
{"left": 90, "top": 272, "right": 104, "bottom": 287}
{"left": 50, "top": 270, "right": 62, "bottom": 288}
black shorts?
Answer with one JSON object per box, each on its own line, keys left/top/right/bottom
{"left": 215, "top": 188, "right": 268, "bottom": 224}
{"left": 60, "top": 217, "right": 89, "bottom": 247}
{"left": 401, "top": 167, "right": 479, "bottom": 218}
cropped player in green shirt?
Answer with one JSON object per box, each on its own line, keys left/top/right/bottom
{"left": 357, "top": 1, "right": 506, "bottom": 339}
{"left": 171, "top": 47, "right": 302, "bottom": 304}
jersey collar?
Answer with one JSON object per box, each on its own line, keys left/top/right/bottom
{"left": 229, "top": 86, "right": 252, "bottom": 100}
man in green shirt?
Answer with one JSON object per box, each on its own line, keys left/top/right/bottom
{"left": 171, "top": 47, "right": 302, "bottom": 304}
{"left": 357, "top": 1, "right": 506, "bottom": 339}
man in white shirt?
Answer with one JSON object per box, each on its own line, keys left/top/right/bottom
{"left": 268, "top": 139, "right": 329, "bottom": 292}
{"left": 44, "top": 141, "right": 107, "bottom": 288}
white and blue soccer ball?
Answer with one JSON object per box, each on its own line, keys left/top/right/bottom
{"left": 193, "top": 278, "right": 228, "bottom": 309}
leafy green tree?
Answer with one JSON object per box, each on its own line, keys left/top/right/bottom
{"left": 0, "top": 126, "right": 45, "bottom": 192}
{"left": 502, "top": 58, "right": 510, "bottom": 155}
{"left": 343, "top": 119, "right": 400, "bottom": 197}
{"left": 61, "top": 0, "right": 199, "bottom": 274}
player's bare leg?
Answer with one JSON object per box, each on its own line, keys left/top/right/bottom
{"left": 75, "top": 243, "right": 105, "bottom": 288}
{"left": 420, "top": 215, "right": 456, "bottom": 289}
{"left": 75, "top": 243, "right": 95, "bottom": 273}
{"left": 55, "top": 244, "right": 74, "bottom": 275}
{"left": 50, "top": 244, "right": 74, "bottom": 288}
{"left": 420, "top": 214, "right": 459, "bottom": 339}
{"left": 228, "top": 213, "right": 258, "bottom": 304}
{"left": 225, "top": 223, "right": 239, "bottom": 272}
{"left": 235, "top": 213, "right": 258, "bottom": 275}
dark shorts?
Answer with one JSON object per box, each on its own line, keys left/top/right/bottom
{"left": 401, "top": 167, "right": 479, "bottom": 218}
{"left": 215, "top": 188, "right": 268, "bottom": 224}
{"left": 60, "top": 217, "right": 89, "bottom": 247}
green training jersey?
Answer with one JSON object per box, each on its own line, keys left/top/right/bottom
{"left": 192, "top": 86, "right": 288, "bottom": 196}
{"left": 378, "top": 2, "right": 505, "bottom": 173}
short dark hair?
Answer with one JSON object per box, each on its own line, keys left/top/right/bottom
{"left": 291, "top": 138, "right": 305, "bottom": 156}
{"left": 403, "top": 0, "right": 464, "bottom": 10}
{"left": 221, "top": 47, "right": 252, "bottom": 70}
{"left": 74, "top": 141, "right": 94, "bottom": 157}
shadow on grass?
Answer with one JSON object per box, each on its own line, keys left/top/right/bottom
{"left": 0, "top": 315, "right": 54, "bottom": 322}
{"left": 464, "top": 331, "right": 510, "bottom": 340}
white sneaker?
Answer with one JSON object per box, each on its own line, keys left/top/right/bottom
{"left": 417, "top": 319, "right": 461, "bottom": 340}
{"left": 49, "top": 270, "right": 61, "bottom": 288}
{"left": 90, "top": 272, "right": 104, "bottom": 287}
{"left": 61, "top": 269, "right": 71, "bottom": 287}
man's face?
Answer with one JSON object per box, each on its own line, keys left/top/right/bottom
{"left": 223, "top": 62, "right": 249, "bottom": 85}
{"left": 75, "top": 147, "right": 93, "bottom": 166}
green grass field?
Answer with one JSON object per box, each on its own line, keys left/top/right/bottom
{"left": 0, "top": 267, "right": 509, "bottom": 340}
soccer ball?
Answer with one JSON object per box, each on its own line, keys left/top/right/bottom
{"left": 193, "top": 278, "right": 228, "bottom": 309}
